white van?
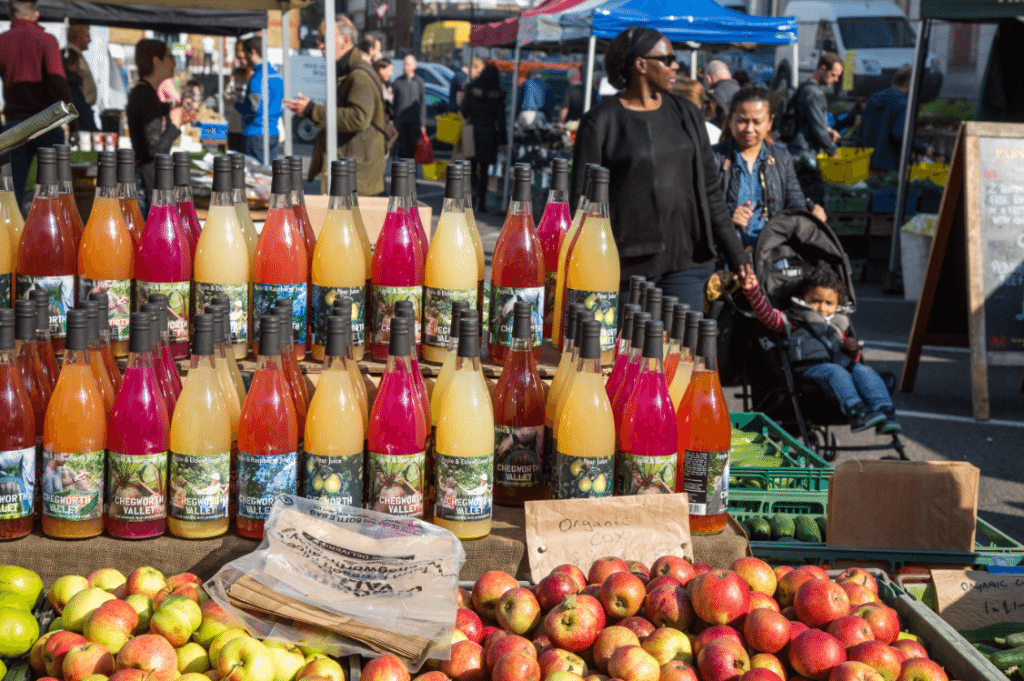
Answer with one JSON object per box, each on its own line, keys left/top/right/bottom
{"left": 773, "top": 0, "right": 943, "bottom": 101}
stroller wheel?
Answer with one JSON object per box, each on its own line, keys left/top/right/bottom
{"left": 808, "top": 428, "right": 840, "bottom": 462}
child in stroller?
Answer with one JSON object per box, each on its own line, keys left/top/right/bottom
{"left": 739, "top": 265, "right": 902, "bottom": 434}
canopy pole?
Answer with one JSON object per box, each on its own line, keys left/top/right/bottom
{"left": 790, "top": 41, "right": 798, "bottom": 88}
{"left": 262, "top": 26, "right": 270, "bottom": 165}
{"left": 282, "top": 5, "right": 292, "bottom": 158}
{"left": 502, "top": 41, "right": 521, "bottom": 211}
{"left": 217, "top": 36, "right": 224, "bottom": 118}
{"left": 325, "top": 0, "right": 337, "bottom": 172}
{"left": 583, "top": 34, "right": 596, "bottom": 114}
{"left": 690, "top": 50, "right": 697, "bottom": 79}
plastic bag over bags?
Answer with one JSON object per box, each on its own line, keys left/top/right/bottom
{"left": 204, "top": 495, "right": 466, "bottom": 670}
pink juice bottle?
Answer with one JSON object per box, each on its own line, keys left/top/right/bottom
{"left": 617, "top": 276, "right": 646, "bottom": 361}
{"left": 605, "top": 304, "right": 641, "bottom": 403}
{"left": 136, "top": 155, "right": 192, "bottom": 358}
{"left": 140, "top": 302, "right": 177, "bottom": 417}
{"left": 536, "top": 158, "right": 571, "bottom": 341}
{"left": 366, "top": 316, "right": 426, "bottom": 518}
{"left": 173, "top": 151, "right": 200, "bottom": 258}
{"left": 106, "top": 311, "right": 170, "bottom": 538}
{"left": 611, "top": 312, "right": 650, "bottom": 493}
{"left": 404, "top": 160, "right": 430, "bottom": 266}
{"left": 619, "top": 319, "right": 677, "bottom": 496}
{"left": 147, "top": 294, "right": 184, "bottom": 398}
{"left": 369, "top": 162, "right": 423, "bottom": 361}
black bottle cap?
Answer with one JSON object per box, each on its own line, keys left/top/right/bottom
{"left": 129, "top": 312, "right": 151, "bottom": 354}
{"left": 269, "top": 307, "right": 295, "bottom": 346}
{"left": 154, "top": 154, "right": 174, "bottom": 191}
{"left": 580, "top": 163, "right": 595, "bottom": 201}
{"left": 65, "top": 309, "right": 88, "bottom": 351}
{"left": 0, "top": 157, "right": 9, "bottom": 177}
{"left": 14, "top": 300, "right": 36, "bottom": 342}
{"left": 213, "top": 156, "right": 233, "bottom": 193}
{"left": 273, "top": 297, "right": 294, "bottom": 317}
{"left": 697, "top": 318, "right": 718, "bottom": 362}
{"left": 449, "top": 301, "right": 469, "bottom": 341}
{"left": 147, "top": 293, "right": 169, "bottom": 336}
{"left": 204, "top": 304, "right": 226, "bottom": 344}
{"left": 564, "top": 302, "right": 583, "bottom": 344}
{"left": 631, "top": 311, "right": 650, "bottom": 349}
{"left": 619, "top": 304, "right": 640, "bottom": 347}
{"left": 326, "top": 314, "right": 350, "bottom": 357}
{"left": 579, "top": 319, "right": 601, "bottom": 360}
{"left": 343, "top": 157, "right": 359, "bottom": 195}
{"left": 83, "top": 300, "right": 100, "bottom": 341}
{"left": 394, "top": 299, "right": 414, "bottom": 317}
{"left": 36, "top": 147, "right": 58, "bottom": 186}
{"left": 116, "top": 148, "right": 135, "bottom": 184}
{"left": 644, "top": 287, "right": 662, "bottom": 320}
{"left": 511, "top": 300, "right": 533, "bottom": 341}
{"left": 512, "top": 163, "right": 532, "bottom": 203}
{"left": 29, "top": 289, "right": 49, "bottom": 332}
{"left": 642, "top": 320, "right": 664, "bottom": 359}
{"left": 390, "top": 161, "right": 410, "bottom": 198}
{"left": 0, "top": 308, "right": 15, "bottom": 351}
{"left": 329, "top": 160, "right": 347, "bottom": 197}
{"left": 331, "top": 296, "right": 352, "bottom": 315}
{"left": 628, "top": 276, "right": 645, "bottom": 306}
{"left": 661, "top": 296, "right": 678, "bottom": 333}
{"left": 271, "top": 159, "right": 291, "bottom": 195}
{"left": 210, "top": 294, "right": 230, "bottom": 309}
{"left": 55, "top": 144, "right": 72, "bottom": 182}
{"left": 259, "top": 314, "right": 281, "bottom": 357}
{"left": 96, "top": 151, "right": 118, "bottom": 189}
{"left": 389, "top": 316, "right": 411, "bottom": 357}
{"left": 88, "top": 290, "right": 109, "bottom": 314}
{"left": 173, "top": 151, "right": 192, "bottom": 187}
{"left": 589, "top": 166, "right": 610, "bottom": 204}
{"left": 459, "top": 160, "right": 472, "bottom": 200}
{"left": 289, "top": 156, "right": 303, "bottom": 191}
{"left": 573, "top": 306, "right": 586, "bottom": 350}
{"left": 231, "top": 154, "right": 245, "bottom": 189}
{"left": 444, "top": 163, "right": 464, "bottom": 200}
{"left": 457, "top": 318, "right": 479, "bottom": 359}
{"left": 192, "top": 313, "right": 215, "bottom": 356}
{"left": 684, "top": 311, "right": 704, "bottom": 352}
{"left": 551, "top": 158, "right": 569, "bottom": 193}
{"left": 671, "top": 303, "right": 691, "bottom": 341}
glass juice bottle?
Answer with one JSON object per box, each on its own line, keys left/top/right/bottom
{"left": 369, "top": 162, "right": 422, "bottom": 361}
{"left": 403, "top": 160, "right": 430, "bottom": 267}
{"left": 106, "top": 311, "right": 169, "bottom": 538}
{"left": 0, "top": 162, "right": 25, "bottom": 272}
{"left": 605, "top": 304, "right": 640, "bottom": 403}
{"left": 135, "top": 155, "right": 191, "bottom": 358}
{"left": 84, "top": 300, "right": 116, "bottom": 414}
{"left": 90, "top": 292, "right": 123, "bottom": 390}
{"left": 660, "top": 295, "right": 678, "bottom": 357}
{"left": 169, "top": 313, "right": 232, "bottom": 539}
{"left": 669, "top": 311, "right": 702, "bottom": 410}
{"left": 394, "top": 302, "right": 431, "bottom": 469}
{"left": 232, "top": 153, "right": 259, "bottom": 268}
{"left": 493, "top": 301, "right": 547, "bottom": 505}
{"left": 311, "top": 160, "right": 366, "bottom": 362}
{"left": 172, "top": 151, "right": 201, "bottom": 258}
{"left": 330, "top": 302, "right": 368, "bottom": 433}
{"left": 366, "top": 316, "right": 426, "bottom": 518}
{"left": 544, "top": 303, "right": 581, "bottom": 484}
{"left": 147, "top": 295, "right": 184, "bottom": 397}
{"left": 488, "top": 164, "right": 544, "bottom": 365}
{"left": 139, "top": 303, "right": 176, "bottom": 417}
{"left": 345, "top": 157, "right": 374, "bottom": 342}
{"left": 18, "top": 148, "right": 76, "bottom": 354}
{"left": 423, "top": 163, "right": 475, "bottom": 364}
{"left": 617, "top": 276, "right": 646, "bottom": 361}
{"left": 210, "top": 296, "right": 247, "bottom": 406}
{"left": 205, "top": 304, "right": 241, "bottom": 452}
{"left": 289, "top": 156, "right": 317, "bottom": 275}
{"left": 457, "top": 161, "right": 485, "bottom": 327}
{"left": 41, "top": 309, "right": 105, "bottom": 538}
{"left": 553, "top": 308, "right": 588, "bottom": 466}
{"left": 428, "top": 302, "right": 469, "bottom": 438}
{"left": 619, "top": 320, "right": 677, "bottom": 496}
{"left": 194, "top": 156, "right": 250, "bottom": 360}
{"left": 0, "top": 308, "right": 37, "bottom": 539}
{"left": 252, "top": 159, "right": 308, "bottom": 360}
{"left": 116, "top": 148, "right": 145, "bottom": 249}
{"left": 434, "top": 318, "right": 492, "bottom": 538}
{"left": 304, "top": 315, "right": 364, "bottom": 508}
{"left": 612, "top": 312, "right": 651, "bottom": 427}
{"left": 237, "top": 314, "right": 298, "bottom": 539}
{"left": 270, "top": 301, "right": 309, "bottom": 460}
{"left": 554, "top": 320, "right": 614, "bottom": 499}
{"left": 79, "top": 151, "right": 133, "bottom": 359}
{"left": 29, "top": 290, "right": 58, "bottom": 391}
{"left": 536, "top": 158, "right": 571, "bottom": 341}
{"left": 677, "top": 318, "right": 730, "bottom": 535}
{"left": 0, "top": 202, "right": 13, "bottom": 309}
{"left": 55, "top": 145, "right": 84, "bottom": 251}
{"left": 663, "top": 303, "right": 691, "bottom": 385}
{"left": 553, "top": 164, "right": 594, "bottom": 351}
{"left": 14, "top": 300, "right": 49, "bottom": 456}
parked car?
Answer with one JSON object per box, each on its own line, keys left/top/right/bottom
{"left": 389, "top": 60, "right": 454, "bottom": 91}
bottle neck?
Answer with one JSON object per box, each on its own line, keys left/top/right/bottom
{"left": 34, "top": 181, "right": 60, "bottom": 201}
{"left": 0, "top": 174, "right": 13, "bottom": 192}
{"left": 35, "top": 324, "right": 51, "bottom": 343}
{"left": 574, "top": 195, "right": 589, "bottom": 217}
{"left": 328, "top": 193, "right": 353, "bottom": 211}
{"left": 291, "top": 188, "right": 306, "bottom": 206}
{"left": 546, "top": 188, "right": 569, "bottom": 205}
{"left": 455, "top": 354, "right": 481, "bottom": 372}
{"left": 126, "top": 349, "right": 155, "bottom": 372}
{"left": 323, "top": 354, "right": 347, "bottom": 373}
{"left": 386, "top": 353, "right": 413, "bottom": 375}
{"left": 507, "top": 198, "right": 532, "bottom": 219}
{"left": 95, "top": 184, "right": 118, "bottom": 200}
{"left": 15, "top": 339, "right": 31, "bottom": 358}
{"left": 640, "top": 354, "right": 665, "bottom": 377}
{"left": 255, "top": 352, "right": 282, "bottom": 372}
{"left": 151, "top": 188, "right": 175, "bottom": 208}
{"left": 189, "top": 351, "right": 217, "bottom": 372}
{"left": 269, "top": 191, "right": 291, "bottom": 210}
{"left": 696, "top": 352, "right": 717, "bottom": 373}
{"left": 0, "top": 348, "right": 14, "bottom": 367}
{"left": 232, "top": 186, "right": 245, "bottom": 205}
{"left": 561, "top": 336, "right": 575, "bottom": 358}
{"left": 586, "top": 198, "right": 610, "bottom": 220}
{"left": 174, "top": 185, "right": 194, "bottom": 203}
{"left": 62, "top": 348, "right": 90, "bottom": 367}
{"left": 215, "top": 337, "right": 230, "bottom": 359}
{"left": 117, "top": 181, "right": 138, "bottom": 200}
{"left": 59, "top": 179, "right": 73, "bottom": 196}
{"left": 98, "top": 325, "right": 111, "bottom": 344}
{"left": 211, "top": 191, "right": 234, "bottom": 208}
{"left": 509, "top": 334, "right": 532, "bottom": 353}
{"left": 576, "top": 355, "right": 601, "bottom": 376}
{"left": 441, "top": 196, "right": 464, "bottom": 214}
{"left": 88, "top": 337, "right": 102, "bottom": 351}
{"left": 387, "top": 192, "right": 409, "bottom": 213}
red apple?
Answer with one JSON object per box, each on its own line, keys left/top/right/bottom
{"left": 538, "top": 647, "right": 588, "bottom": 678}
{"left": 697, "top": 638, "right": 750, "bottom": 681}
{"left": 544, "top": 595, "right": 603, "bottom": 652}
{"left": 607, "top": 645, "right": 660, "bottom": 681}
{"left": 619, "top": 616, "right": 655, "bottom": 640}
{"left": 115, "top": 634, "right": 178, "bottom": 681}
{"left": 660, "top": 661, "right": 699, "bottom": 681}
{"left": 165, "top": 573, "right": 201, "bottom": 591}
{"left": 492, "top": 651, "right": 540, "bottom": 681}
{"left": 485, "top": 635, "right": 535, "bottom": 674}
{"left": 574, "top": 594, "right": 607, "bottom": 631}
{"left": 547, "top": 674, "right": 586, "bottom": 681}
{"left": 581, "top": 584, "right": 601, "bottom": 599}
{"left": 472, "top": 571, "right": 519, "bottom": 622}
{"left": 749, "top": 592, "right": 781, "bottom": 613}
{"left": 650, "top": 557, "right": 697, "bottom": 588}
{"left": 362, "top": 654, "right": 412, "bottom": 681}
{"left": 592, "top": 626, "right": 641, "bottom": 672}
{"left": 890, "top": 641, "right": 928, "bottom": 661}
{"left": 789, "top": 629, "right": 847, "bottom": 681}
{"left": 749, "top": 653, "right": 786, "bottom": 681}
{"left": 109, "top": 671, "right": 150, "bottom": 681}
{"left": 532, "top": 633, "right": 551, "bottom": 653}
{"left": 439, "top": 641, "right": 485, "bottom": 681}
{"left": 43, "top": 631, "right": 88, "bottom": 678}
{"left": 457, "top": 608, "right": 484, "bottom": 643}
{"left": 457, "top": 588, "right": 472, "bottom": 609}
{"left": 644, "top": 584, "right": 695, "bottom": 631}
{"left": 600, "top": 572, "right": 647, "bottom": 620}
{"left": 730, "top": 559, "right": 777, "bottom": 597}
{"left": 840, "top": 582, "right": 878, "bottom": 608}
{"left": 802, "top": 566, "right": 830, "bottom": 580}
{"left": 481, "top": 627, "right": 504, "bottom": 653}
{"left": 87, "top": 569, "right": 127, "bottom": 599}
{"left": 851, "top": 605, "right": 900, "bottom": 645}
{"left": 83, "top": 598, "right": 137, "bottom": 654}
{"left": 30, "top": 631, "right": 57, "bottom": 675}
{"left": 738, "top": 669, "right": 783, "bottom": 681}
{"left": 848, "top": 642, "right": 904, "bottom": 681}
{"left": 826, "top": 617, "right": 875, "bottom": 650}
{"left": 125, "top": 567, "right": 166, "bottom": 600}
{"left": 412, "top": 674, "right": 450, "bottom": 681}
{"left": 789, "top": 620, "right": 810, "bottom": 642}
{"left": 627, "top": 561, "right": 650, "bottom": 578}
{"left": 588, "top": 557, "right": 629, "bottom": 586}
{"left": 895, "top": 658, "right": 946, "bottom": 681}
{"left": 693, "top": 625, "right": 743, "bottom": 659}
{"left": 646, "top": 575, "right": 683, "bottom": 595}
{"left": 773, "top": 566, "right": 794, "bottom": 582}
{"left": 63, "top": 643, "right": 115, "bottom": 681}
{"left": 836, "top": 570, "right": 878, "bottom": 596}
{"left": 694, "top": 563, "right": 714, "bottom": 575}
{"left": 641, "top": 627, "right": 692, "bottom": 666}
{"left": 775, "top": 568, "right": 818, "bottom": 609}
{"left": 690, "top": 571, "right": 751, "bottom": 626}
{"left": 744, "top": 609, "right": 791, "bottom": 654}
{"left": 550, "top": 565, "right": 588, "bottom": 593}
{"left": 536, "top": 574, "right": 581, "bottom": 612}
{"left": 794, "top": 579, "right": 850, "bottom": 628}
{"left": 497, "top": 587, "right": 542, "bottom": 635}
{"left": 829, "top": 661, "right": 884, "bottom": 681}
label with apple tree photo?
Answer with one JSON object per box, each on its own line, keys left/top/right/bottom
{"left": 435, "top": 453, "right": 493, "bottom": 522}
{"left": 17, "top": 274, "right": 75, "bottom": 338}
{"left": 136, "top": 280, "right": 191, "bottom": 344}
{"left": 0, "top": 275, "right": 9, "bottom": 309}
{"left": 565, "top": 289, "right": 618, "bottom": 351}
{"left": 367, "top": 450, "right": 424, "bottom": 517}
{"left": 682, "top": 450, "right": 729, "bottom": 516}
{"left": 41, "top": 449, "right": 105, "bottom": 521}
{"left": 107, "top": 452, "right": 168, "bottom": 522}
{"left": 237, "top": 451, "right": 298, "bottom": 520}
{"left": 305, "top": 452, "right": 363, "bottom": 508}
{"left": 543, "top": 271, "right": 557, "bottom": 334}
{"left": 494, "top": 424, "right": 544, "bottom": 488}
{"left": 423, "top": 286, "right": 477, "bottom": 350}
{"left": 622, "top": 453, "right": 677, "bottom": 495}
{"left": 169, "top": 451, "right": 230, "bottom": 521}
{"left": 370, "top": 285, "right": 422, "bottom": 347}
{"left": 0, "top": 446, "right": 36, "bottom": 519}
{"left": 196, "top": 281, "right": 249, "bottom": 344}
{"left": 311, "top": 284, "right": 365, "bottom": 347}
{"left": 488, "top": 285, "right": 543, "bottom": 348}
{"left": 78, "top": 278, "right": 132, "bottom": 342}
{"left": 252, "top": 282, "right": 308, "bottom": 346}
{"left": 553, "top": 453, "right": 613, "bottom": 500}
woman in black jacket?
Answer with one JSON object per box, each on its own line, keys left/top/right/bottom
{"left": 712, "top": 87, "right": 827, "bottom": 247}
{"left": 461, "top": 63, "right": 505, "bottom": 213}
{"left": 571, "top": 26, "right": 751, "bottom": 311}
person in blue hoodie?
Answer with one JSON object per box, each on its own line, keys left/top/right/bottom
{"left": 232, "top": 36, "right": 283, "bottom": 165}
{"left": 859, "top": 66, "right": 933, "bottom": 172}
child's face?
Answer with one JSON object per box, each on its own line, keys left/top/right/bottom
{"left": 804, "top": 285, "right": 840, "bottom": 317}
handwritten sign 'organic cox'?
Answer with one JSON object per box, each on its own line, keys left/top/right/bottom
{"left": 524, "top": 494, "right": 693, "bottom": 584}
{"left": 931, "top": 569, "right": 1024, "bottom": 630}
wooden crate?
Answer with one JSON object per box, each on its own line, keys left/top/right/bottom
{"left": 869, "top": 214, "right": 896, "bottom": 237}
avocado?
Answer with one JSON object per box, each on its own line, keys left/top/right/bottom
{"left": 769, "top": 513, "right": 796, "bottom": 540}
{"left": 816, "top": 515, "right": 827, "bottom": 541}
{"left": 747, "top": 516, "right": 772, "bottom": 541}
{"left": 794, "top": 514, "right": 823, "bottom": 542}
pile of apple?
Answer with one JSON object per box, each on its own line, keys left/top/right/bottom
{"left": 28, "top": 567, "right": 344, "bottom": 681}
{"left": 365, "top": 558, "right": 951, "bottom": 681}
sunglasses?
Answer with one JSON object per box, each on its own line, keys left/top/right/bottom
{"left": 641, "top": 54, "right": 676, "bottom": 66}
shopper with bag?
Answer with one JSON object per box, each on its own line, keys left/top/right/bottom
{"left": 461, "top": 62, "right": 505, "bottom": 213}
{"left": 393, "top": 55, "right": 427, "bottom": 160}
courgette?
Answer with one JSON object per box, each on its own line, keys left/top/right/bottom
{"left": 960, "top": 623, "right": 1024, "bottom": 644}
{"left": 996, "top": 633, "right": 1024, "bottom": 649}
{"left": 987, "top": 644, "right": 1024, "bottom": 671}
{"left": 973, "top": 643, "right": 1002, "bottom": 656}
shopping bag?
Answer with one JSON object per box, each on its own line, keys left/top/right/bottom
{"left": 436, "top": 112, "right": 462, "bottom": 145}
{"left": 414, "top": 130, "right": 434, "bottom": 164}
{"left": 459, "top": 122, "right": 475, "bottom": 159}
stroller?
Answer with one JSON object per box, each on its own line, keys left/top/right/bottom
{"left": 723, "top": 209, "right": 908, "bottom": 461}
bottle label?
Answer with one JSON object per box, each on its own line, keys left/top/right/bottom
{"left": 0, "top": 446, "right": 36, "bottom": 519}
{"left": 0, "top": 274, "right": 11, "bottom": 310}
{"left": 543, "top": 271, "right": 557, "bottom": 335}
{"left": 78, "top": 278, "right": 132, "bottom": 342}
{"left": 304, "top": 452, "right": 363, "bottom": 509}
{"left": 136, "top": 280, "right": 191, "bottom": 345}
{"left": 488, "top": 285, "right": 544, "bottom": 348}
{"left": 370, "top": 285, "right": 422, "bottom": 347}
{"left": 435, "top": 452, "right": 493, "bottom": 522}
{"left": 423, "top": 286, "right": 477, "bottom": 350}
{"left": 622, "top": 452, "right": 677, "bottom": 495}
{"left": 236, "top": 451, "right": 299, "bottom": 520}
{"left": 553, "top": 452, "right": 613, "bottom": 499}
{"left": 565, "top": 289, "right": 619, "bottom": 351}
{"left": 367, "top": 450, "right": 424, "bottom": 517}
{"left": 311, "top": 284, "right": 365, "bottom": 348}
{"left": 544, "top": 425, "right": 556, "bottom": 489}
{"left": 494, "top": 424, "right": 545, "bottom": 488}
{"left": 682, "top": 450, "right": 729, "bottom": 516}
{"left": 17, "top": 274, "right": 75, "bottom": 339}
{"left": 253, "top": 282, "right": 308, "bottom": 346}
{"left": 107, "top": 451, "right": 168, "bottom": 521}
{"left": 196, "top": 282, "right": 249, "bottom": 344}
{"left": 168, "top": 451, "right": 230, "bottom": 521}
{"left": 41, "top": 449, "right": 105, "bottom": 520}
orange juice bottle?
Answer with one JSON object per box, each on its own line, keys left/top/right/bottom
{"left": 55, "top": 145, "right": 84, "bottom": 251}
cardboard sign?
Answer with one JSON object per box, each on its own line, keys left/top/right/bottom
{"left": 524, "top": 494, "right": 693, "bottom": 584}
{"left": 931, "top": 569, "right": 1024, "bottom": 630}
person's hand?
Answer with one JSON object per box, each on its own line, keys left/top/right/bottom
{"left": 732, "top": 201, "right": 753, "bottom": 228}
{"left": 283, "top": 94, "right": 311, "bottom": 116}
{"left": 829, "top": 128, "right": 841, "bottom": 143}
{"left": 735, "top": 263, "right": 757, "bottom": 291}
{"left": 811, "top": 203, "right": 827, "bottom": 223}
{"left": 842, "top": 335, "right": 860, "bottom": 356}
{"left": 421, "top": 126, "right": 427, "bottom": 136}
{"left": 168, "top": 106, "right": 183, "bottom": 127}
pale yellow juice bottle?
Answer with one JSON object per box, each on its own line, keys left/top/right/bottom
{"left": 565, "top": 167, "right": 619, "bottom": 366}
{"left": 434, "top": 317, "right": 493, "bottom": 539}
{"left": 168, "top": 313, "right": 232, "bottom": 538}
{"left": 204, "top": 305, "right": 241, "bottom": 450}
{"left": 312, "top": 160, "right": 367, "bottom": 362}
{"left": 0, "top": 166, "right": 23, "bottom": 285}
{"left": 347, "top": 157, "right": 374, "bottom": 345}
{"left": 210, "top": 296, "right": 247, "bottom": 404}
{"left": 196, "top": 157, "right": 250, "bottom": 360}
{"left": 429, "top": 303, "right": 471, "bottom": 449}
{"left": 668, "top": 311, "right": 702, "bottom": 411}
{"left": 553, "top": 164, "right": 594, "bottom": 350}
{"left": 423, "top": 164, "right": 476, "bottom": 364}
{"left": 545, "top": 304, "right": 583, "bottom": 467}
{"left": 231, "top": 154, "right": 258, "bottom": 266}
{"left": 553, "top": 308, "right": 587, "bottom": 443}
{"left": 457, "top": 161, "right": 486, "bottom": 321}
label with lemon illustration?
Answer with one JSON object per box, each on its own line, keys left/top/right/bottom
{"left": 304, "top": 452, "right": 363, "bottom": 508}
{"left": 565, "top": 289, "right": 618, "bottom": 350}
{"left": 553, "top": 453, "right": 613, "bottom": 499}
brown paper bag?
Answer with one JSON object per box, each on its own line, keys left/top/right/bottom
{"left": 826, "top": 460, "right": 978, "bottom": 552}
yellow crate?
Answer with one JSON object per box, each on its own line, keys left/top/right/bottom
{"left": 910, "top": 162, "right": 949, "bottom": 187}
{"left": 423, "top": 161, "right": 448, "bottom": 180}
{"left": 436, "top": 113, "right": 462, "bottom": 145}
{"left": 818, "top": 147, "right": 873, "bottom": 185}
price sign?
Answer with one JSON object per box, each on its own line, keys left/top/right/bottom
{"left": 931, "top": 569, "right": 1024, "bottom": 630}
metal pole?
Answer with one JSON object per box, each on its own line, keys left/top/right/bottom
{"left": 583, "top": 34, "right": 596, "bottom": 114}
{"left": 690, "top": 50, "right": 697, "bottom": 79}
{"left": 217, "top": 36, "right": 224, "bottom": 117}
{"left": 886, "top": 17, "right": 931, "bottom": 294}
{"left": 282, "top": 6, "right": 292, "bottom": 158}
{"left": 262, "top": 27, "right": 270, "bottom": 164}
{"left": 325, "top": 0, "right": 338, "bottom": 170}
{"left": 791, "top": 41, "right": 798, "bottom": 88}
{"left": 502, "top": 42, "right": 521, "bottom": 211}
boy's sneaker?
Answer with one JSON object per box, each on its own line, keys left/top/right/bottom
{"left": 848, "top": 403, "right": 886, "bottom": 432}
{"left": 876, "top": 407, "right": 902, "bottom": 435}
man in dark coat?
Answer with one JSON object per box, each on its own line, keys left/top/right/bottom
{"left": 859, "top": 66, "right": 933, "bottom": 171}
{"left": 392, "top": 55, "right": 426, "bottom": 160}
{"left": 788, "top": 53, "right": 843, "bottom": 162}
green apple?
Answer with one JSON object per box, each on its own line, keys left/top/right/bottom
{"left": 209, "top": 628, "right": 250, "bottom": 668}
{"left": 264, "top": 642, "right": 307, "bottom": 681}
{"left": 150, "top": 595, "right": 202, "bottom": 647}
{"left": 295, "top": 657, "right": 344, "bottom": 681}
{"left": 181, "top": 674, "right": 214, "bottom": 681}
{"left": 62, "top": 588, "right": 117, "bottom": 632}
{"left": 49, "top": 575, "right": 91, "bottom": 614}
{"left": 0, "top": 565, "right": 44, "bottom": 611}
{"left": 125, "top": 594, "right": 154, "bottom": 634}
{"left": 80, "top": 675, "right": 108, "bottom": 681}
{"left": 177, "top": 642, "right": 212, "bottom": 674}
{"left": 217, "top": 637, "right": 276, "bottom": 681}
{"left": 48, "top": 617, "right": 64, "bottom": 632}
{"left": 193, "top": 601, "right": 238, "bottom": 648}
{"left": 87, "top": 569, "right": 127, "bottom": 598}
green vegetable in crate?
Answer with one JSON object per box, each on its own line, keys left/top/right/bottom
{"left": 747, "top": 516, "right": 772, "bottom": 541}
{"left": 960, "top": 623, "right": 1024, "bottom": 645}
{"left": 998, "top": 634, "right": 1024, "bottom": 648}
{"left": 986, "top": 645, "right": 1024, "bottom": 671}
{"left": 816, "top": 516, "right": 827, "bottom": 541}
{"left": 770, "top": 514, "right": 796, "bottom": 540}
{"left": 794, "top": 515, "right": 822, "bottom": 542}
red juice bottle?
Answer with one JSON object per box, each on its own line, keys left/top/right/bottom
{"left": 83, "top": 300, "right": 116, "bottom": 415}
{"left": 88, "top": 291, "right": 123, "bottom": 393}
{"left": 252, "top": 159, "right": 308, "bottom": 360}
{"left": 405, "top": 161, "right": 430, "bottom": 267}
{"left": 18, "top": 148, "right": 76, "bottom": 355}
{"left": 106, "top": 311, "right": 170, "bottom": 538}
{"left": 237, "top": 314, "right": 298, "bottom": 539}
{"left": 366, "top": 316, "right": 426, "bottom": 518}
{"left": 270, "top": 301, "right": 309, "bottom": 462}
{"left": 488, "top": 164, "right": 545, "bottom": 365}
{"left": 611, "top": 312, "right": 650, "bottom": 493}
{"left": 147, "top": 294, "right": 184, "bottom": 398}
{"left": 14, "top": 300, "right": 49, "bottom": 454}
{"left": 290, "top": 157, "right": 316, "bottom": 353}
{"left": 139, "top": 303, "right": 176, "bottom": 417}
{"left": 536, "top": 158, "right": 571, "bottom": 341}
{"left": 394, "top": 301, "right": 431, "bottom": 503}
{"left": 369, "top": 162, "right": 423, "bottom": 361}
{"left": 117, "top": 148, "right": 145, "bottom": 249}
{"left": 0, "top": 307, "right": 37, "bottom": 539}
{"left": 617, "top": 276, "right": 646, "bottom": 362}
{"left": 173, "top": 152, "right": 201, "bottom": 259}
{"left": 55, "top": 145, "right": 84, "bottom": 251}
{"left": 135, "top": 155, "right": 192, "bottom": 358}
{"left": 606, "top": 304, "right": 640, "bottom": 403}
{"left": 29, "top": 290, "right": 58, "bottom": 391}
{"left": 620, "top": 320, "right": 677, "bottom": 495}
